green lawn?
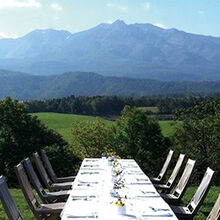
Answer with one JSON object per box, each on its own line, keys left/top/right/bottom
{"left": 181, "top": 186, "right": 220, "bottom": 220}
{"left": 0, "top": 186, "right": 219, "bottom": 219}
{"left": 0, "top": 189, "right": 35, "bottom": 220}
{"left": 159, "top": 120, "right": 181, "bottom": 137}
{"left": 32, "top": 112, "right": 112, "bottom": 143}
{"left": 137, "top": 106, "right": 159, "bottom": 114}
{"left": 32, "top": 112, "right": 177, "bottom": 142}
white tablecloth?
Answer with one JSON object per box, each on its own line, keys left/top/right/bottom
{"left": 60, "top": 158, "right": 177, "bottom": 220}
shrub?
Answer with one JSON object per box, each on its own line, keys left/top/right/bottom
{"left": 70, "top": 106, "right": 170, "bottom": 176}
{"left": 44, "top": 145, "right": 81, "bottom": 178}
{"left": 115, "top": 106, "right": 170, "bottom": 176}
{"left": 173, "top": 100, "right": 220, "bottom": 185}
{"left": 0, "top": 97, "right": 68, "bottom": 185}
{"left": 71, "top": 118, "right": 116, "bottom": 158}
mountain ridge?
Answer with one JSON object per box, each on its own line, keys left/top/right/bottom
{"left": 1, "top": 69, "right": 220, "bottom": 100}
{"left": 0, "top": 20, "right": 220, "bottom": 81}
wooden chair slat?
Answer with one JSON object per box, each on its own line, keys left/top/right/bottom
{"left": 151, "top": 149, "right": 174, "bottom": 183}
{"left": 171, "top": 167, "right": 215, "bottom": 219}
{"left": 14, "top": 163, "right": 40, "bottom": 219}
{"left": 33, "top": 152, "right": 52, "bottom": 189}
{"left": 161, "top": 159, "right": 196, "bottom": 205}
{"left": 41, "top": 149, "right": 75, "bottom": 183}
{"left": 0, "top": 176, "right": 23, "bottom": 220}
{"left": 24, "top": 158, "right": 47, "bottom": 202}
{"left": 14, "top": 163, "right": 64, "bottom": 220}
{"left": 207, "top": 193, "right": 220, "bottom": 220}
{"left": 24, "top": 157, "right": 69, "bottom": 203}
{"left": 41, "top": 150, "right": 57, "bottom": 182}
{"left": 155, "top": 153, "right": 185, "bottom": 193}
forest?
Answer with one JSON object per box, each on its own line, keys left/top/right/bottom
{"left": 26, "top": 94, "right": 220, "bottom": 116}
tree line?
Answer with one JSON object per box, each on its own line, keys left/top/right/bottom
{"left": 26, "top": 95, "right": 218, "bottom": 116}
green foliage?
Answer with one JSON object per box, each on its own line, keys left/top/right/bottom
{"left": 0, "top": 97, "right": 67, "bottom": 186}
{"left": 173, "top": 100, "right": 220, "bottom": 184}
{"left": 115, "top": 106, "right": 170, "bottom": 176}
{"left": 69, "top": 106, "right": 170, "bottom": 176}
{"left": 71, "top": 118, "right": 116, "bottom": 158}
{"left": 44, "top": 145, "right": 81, "bottom": 178}
{"left": 27, "top": 94, "right": 219, "bottom": 116}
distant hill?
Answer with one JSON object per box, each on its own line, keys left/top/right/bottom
{"left": 1, "top": 69, "right": 220, "bottom": 100}
{"left": 0, "top": 21, "right": 220, "bottom": 81}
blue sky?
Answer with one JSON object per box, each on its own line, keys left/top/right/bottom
{"left": 0, "top": 0, "right": 219, "bottom": 38}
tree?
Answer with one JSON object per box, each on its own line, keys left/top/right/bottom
{"left": 71, "top": 118, "right": 116, "bottom": 158}
{"left": 115, "top": 106, "right": 170, "bottom": 176}
{"left": 173, "top": 100, "right": 220, "bottom": 184}
{"left": 0, "top": 97, "right": 68, "bottom": 185}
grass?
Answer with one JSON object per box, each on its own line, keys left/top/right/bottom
{"left": 32, "top": 112, "right": 178, "bottom": 143}
{"left": 0, "top": 189, "right": 35, "bottom": 220}
{"left": 137, "top": 106, "right": 159, "bottom": 114}
{"left": 159, "top": 120, "right": 182, "bottom": 137}
{"left": 0, "top": 186, "right": 219, "bottom": 219}
{"left": 181, "top": 186, "right": 220, "bottom": 220}
{"left": 32, "top": 112, "right": 112, "bottom": 143}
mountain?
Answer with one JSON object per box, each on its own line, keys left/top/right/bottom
{"left": 1, "top": 69, "right": 220, "bottom": 100}
{"left": 0, "top": 21, "right": 220, "bottom": 81}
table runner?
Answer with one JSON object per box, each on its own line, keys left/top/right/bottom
{"left": 60, "top": 158, "right": 177, "bottom": 220}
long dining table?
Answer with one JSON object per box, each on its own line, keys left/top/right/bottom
{"left": 60, "top": 158, "right": 178, "bottom": 220}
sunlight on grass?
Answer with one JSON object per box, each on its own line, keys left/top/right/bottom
{"left": 32, "top": 112, "right": 111, "bottom": 143}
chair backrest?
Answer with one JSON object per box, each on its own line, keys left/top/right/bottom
{"left": 41, "top": 149, "right": 57, "bottom": 182}
{"left": 172, "top": 159, "right": 196, "bottom": 200}
{"left": 33, "top": 152, "right": 52, "bottom": 188}
{"left": 0, "top": 176, "right": 23, "bottom": 220}
{"left": 157, "top": 149, "right": 174, "bottom": 180}
{"left": 14, "top": 163, "right": 40, "bottom": 219}
{"left": 166, "top": 153, "right": 185, "bottom": 187}
{"left": 187, "top": 167, "right": 215, "bottom": 217}
{"left": 24, "top": 157, "right": 47, "bottom": 203}
{"left": 207, "top": 193, "right": 220, "bottom": 220}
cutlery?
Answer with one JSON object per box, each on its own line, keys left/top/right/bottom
{"left": 83, "top": 165, "right": 99, "bottom": 167}
{"left": 141, "top": 213, "right": 173, "bottom": 217}
{"left": 67, "top": 215, "right": 98, "bottom": 218}
{"left": 135, "top": 195, "right": 160, "bottom": 198}
{"left": 149, "top": 206, "right": 170, "bottom": 212}
{"left": 78, "top": 180, "right": 98, "bottom": 184}
{"left": 136, "top": 178, "right": 148, "bottom": 181}
{"left": 77, "top": 183, "right": 93, "bottom": 187}
{"left": 71, "top": 195, "right": 96, "bottom": 200}
{"left": 140, "top": 190, "right": 156, "bottom": 194}
{"left": 80, "top": 172, "right": 99, "bottom": 175}
{"left": 128, "top": 182, "right": 150, "bottom": 185}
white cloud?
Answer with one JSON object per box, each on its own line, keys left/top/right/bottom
{"left": 0, "top": 32, "right": 18, "bottom": 39}
{"left": 143, "top": 2, "right": 150, "bottom": 10}
{"left": 0, "top": 0, "right": 41, "bottom": 9}
{"left": 0, "top": 32, "right": 9, "bottom": 38}
{"left": 198, "top": 10, "right": 204, "bottom": 15}
{"left": 107, "top": 2, "right": 128, "bottom": 12}
{"left": 51, "top": 3, "right": 63, "bottom": 11}
{"left": 107, "top": 20, "right": 113, "bottom": 24}
{"left": 154, "top": 23, "right": 167, "bottom": 29}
